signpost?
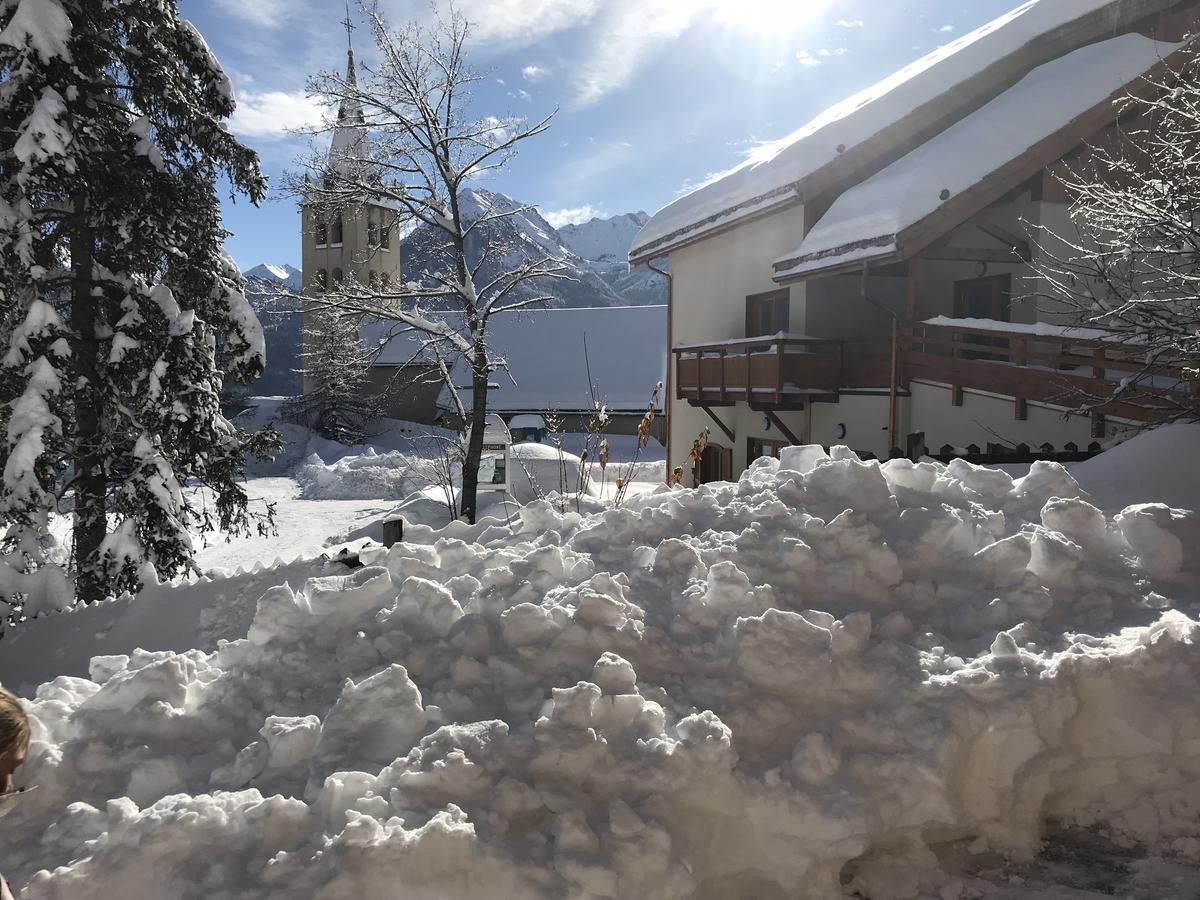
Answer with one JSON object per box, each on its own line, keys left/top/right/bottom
{"left": 473, "top": 414, "right": 511, "bottom": 493}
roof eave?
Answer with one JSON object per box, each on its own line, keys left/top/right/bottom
{"left": 775, "top": 44, "right": 1191, "bottom": 286}
{"left": 628, "top": 189, "right": 802, "bottom": 265}
{"left": 774, "top": 247, "right": 904, "bottom": 284}
{"left": 632, "top": 0, "right": 1194, "bottom": 266}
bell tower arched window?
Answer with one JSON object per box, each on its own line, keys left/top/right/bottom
{"left": 330, "top": 216, "right": 344, "bottom": 246}
{"left": 315, "top": 222, "right": 328, "bottom": 247}
{"left": 332, "top": 268, "right": 343, "bottom": 288}
{"left": 314, "top": 269, "right": 327, "bottom": 293}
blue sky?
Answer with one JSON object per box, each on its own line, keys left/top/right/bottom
{"left": 189, "top": 0, "right": 1023, "bottom": 270}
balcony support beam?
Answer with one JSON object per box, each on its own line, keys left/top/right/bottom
{"left": 764, "top": 410, "right": 800, "bottom": 446}
{"left": 699, "top": 405, "right": 736, "bottom": 444}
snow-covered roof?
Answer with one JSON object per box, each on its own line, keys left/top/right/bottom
{"left": 773, "top": 33, "right": 1179, "bottom": 280}
{"left": 629, "top": 0, "right": 1163, "bottom": 263}
{"left": 440, "top": 306, "right": 666, "bottom": 415}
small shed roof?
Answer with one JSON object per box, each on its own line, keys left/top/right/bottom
{"left": 771, "top": 33, "right": 1178, "bottom": 281}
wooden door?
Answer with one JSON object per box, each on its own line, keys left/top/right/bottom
{"left": 698, "top": 443, "right": 733, "bottom": 484}
{"left": 747, "top": 438, "right": 786, "bottom": 464}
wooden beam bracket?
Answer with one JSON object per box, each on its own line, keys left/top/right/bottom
{"left": 976, "top": 223, "right": 1032, "bottom": 261}
{"left": 764, "top": 410, "right": 801, "bottom": 446}
{"left": 699, "top": 405, "right": 736, "bottom": 444}
{"left": 923, "top": 245, "right": 1027, "bottom": 264}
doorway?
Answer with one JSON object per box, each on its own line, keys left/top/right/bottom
{"left": 747, "top": 437, "right": 787, "bottom": 465}
{"left": 698, "top": 442, "right": 733, "bottom": 484}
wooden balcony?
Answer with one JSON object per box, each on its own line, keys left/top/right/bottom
{"left": 905, "top": 320, "right": 1196, "bottom": 423}
{"left": 673, "top": 335, "right": 892, "bottom": 408}
{"left": 673, "top": 321, "right": 1195, "bottom": 424}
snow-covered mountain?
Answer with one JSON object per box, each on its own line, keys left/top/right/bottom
{"left": 558, "top": 210, "right": 665, "bottom": 306}
{"left": 401, "top": 190, "right": 665, "bottom": 309}
{"left": 243, "top": 263, "right": 302, "bottom": 292}
{"left": 559, "top": 211, "right": 649, "bottom": 272}
{"left": 240, "top": 264, "right": 303, "bottom": 397}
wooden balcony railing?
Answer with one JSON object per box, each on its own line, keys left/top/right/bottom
{"left": 672, "top": 335, "right": 892, "bottom": 407}
{"left": 673, "top": 321, "right": 1195, "bottom": 422}
{"left": 904, "top": 321, "right": 1197, "bottom": 422}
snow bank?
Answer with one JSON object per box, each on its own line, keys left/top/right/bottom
{"left": 3, "top": 450, "right": 1199, "bottom": 899}
{"left": 296, "top": 449, "right": 419, "bottom": 501}
{"left": 1072, "top": 423, "right": 1200, "bottom": 513}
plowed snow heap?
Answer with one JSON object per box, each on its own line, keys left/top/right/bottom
{"left": 4, "top": 447, "right": 1199, "bottom": 899}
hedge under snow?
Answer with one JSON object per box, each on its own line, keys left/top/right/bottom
{"left": 3, "top": 447, "right": 1199, "bottom": 899}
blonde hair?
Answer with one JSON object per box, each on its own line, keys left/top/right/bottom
{"left": 0, "top": 687, "right": 29, "bottom": 757}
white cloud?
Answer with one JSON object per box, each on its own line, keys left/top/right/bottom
{"left": 937, "top": 24, "right": 955, "bottom": 33}
{"left": 229, "top": 89, "right": 326, "bottom": 139}
{"left": 542, "top": 204, "right": 605, "bottom": 228}
{"left": 521, "top": 64, "right": 547, "bottom": 80}
{"left": 451, "top": 0, "right": 601, "bottom": 46}
{"left": 836, "top": 19, "right": 864, "bottom": 28}
{"left": 210, "top": 0, "right": 292, "bottom": 28}
{"left": 573, "top": 0, "right": 708, "bottom": 107}
{"left": 795, "top": 50, "right": 821, "bottom": 67}
{"left": 817, "top": 47, "right": 847, "bottom": 58}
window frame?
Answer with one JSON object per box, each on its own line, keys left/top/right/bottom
{"left": 745, "top": 289, "right": 791, "bottom": 338}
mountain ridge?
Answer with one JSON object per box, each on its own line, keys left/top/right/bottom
{"left": 242, "top": 197, "right": 665, "bottom": 312}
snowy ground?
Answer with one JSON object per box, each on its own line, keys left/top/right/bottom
{"left": 1, "top": 422, "right": 1198, "bottom": 899}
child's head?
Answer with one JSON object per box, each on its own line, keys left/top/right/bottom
{"left": 0, "top": 687, "right": 30, "bottom": 794}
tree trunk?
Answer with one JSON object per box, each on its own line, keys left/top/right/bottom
{"left": 459, "top": 340, "right": 490, "bottom": 524}
{"left": 70, "top": 196, "right": 106, "bottom": 602}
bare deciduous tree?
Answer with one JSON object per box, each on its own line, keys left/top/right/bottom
{"left": 291, "top": 7, "right": 569, "bottom": 522}
{"left": 1028, "top": 46, "right": 1200, "bottom": 422}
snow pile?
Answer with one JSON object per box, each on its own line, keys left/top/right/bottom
{"left": 3, "top": 449, "right": 1200, "bottom": 899}
{"left": 1071, "top": 423, "right": 1200, "bottom": 513}
{"left": 295, "top": 449, "right": 419, "bottom": 501}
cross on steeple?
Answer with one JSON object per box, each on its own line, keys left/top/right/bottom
{"left": 341, "top": 3, "right": 355, "bottom": 51}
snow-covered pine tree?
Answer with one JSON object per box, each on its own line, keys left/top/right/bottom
{"left": 286, "top": 309, "right": 380, "bottom": 445}
{"left": 0, "top": 0, "right": 280, "bottom": 613}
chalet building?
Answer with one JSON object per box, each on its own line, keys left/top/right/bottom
{"left": 631, "top": 0, "right": 1199, "bottom": 483}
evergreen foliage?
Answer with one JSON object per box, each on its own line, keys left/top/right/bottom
{"left": 0, "top": 0, "right": 280, "bottom": 617}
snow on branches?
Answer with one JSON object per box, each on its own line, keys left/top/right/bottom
{"left": 1029, "top": 43, "right": 1200, "bottom": 422}
{"left": 288, "top": 7, "right": 568, "bottom": 523}
{"left": 0, "top": 0, "right": 278, "bottom": 615}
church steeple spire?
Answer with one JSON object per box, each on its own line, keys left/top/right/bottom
{"left": 337, "top": 4, "right": 363, "bottom": 126}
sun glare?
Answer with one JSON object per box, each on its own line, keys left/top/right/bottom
{"left": 709, "top": 0, "right": 832, "bottom": 34}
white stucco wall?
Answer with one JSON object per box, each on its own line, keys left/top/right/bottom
{"left": 666, "top": 204, "right": 808, "bottom": 478}
{"left": 909, "top": 380, "right": 1135, "bottom": 450}
{"left": 810, "top": 393, "right": 907, "bottom": 459}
